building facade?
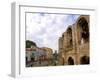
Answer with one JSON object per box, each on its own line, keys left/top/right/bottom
{"left": 41, "top": 47, "right": 53, "bottom": 60}
{"left": 58, "top": 15, "right": 90, "bottom": 65}
{"left": 26, "top": 41, "right": 53, "bottom": 67}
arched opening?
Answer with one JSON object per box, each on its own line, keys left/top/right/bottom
{"left": 67, "top": 27, "right": 73, "bottom": 47}
{"left": 80, "top": 56, "right": 89, "bottom": 64}
{"left": 68, "top": 57, "right": 74, "bottom": 65}
{"left": 77, "top": 17, "right": 89, "bottom": 44}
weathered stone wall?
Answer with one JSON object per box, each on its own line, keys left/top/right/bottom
{"left": 58, "top": 15, "right": 89, "bottom": 65}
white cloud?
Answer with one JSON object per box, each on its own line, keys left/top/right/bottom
{"left": 26, "top": 13, "right": 79, "bottom": 52}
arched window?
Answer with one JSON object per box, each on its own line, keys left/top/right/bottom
{"left": 67, "top": 27, "right": 73, "bottom": 47}
{"left": 80, "top": 56, "right": 90, "bottom": 64}
{"left": 68, "top": 57, "right": 74, "bottom": 65}
{"left": 77, "top": 17, "right": 89, "bottom": 44}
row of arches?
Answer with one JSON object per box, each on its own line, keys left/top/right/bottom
{"left": 66, "top": 16, "right": 89, "bottom": 46}
{"left": 77, "top": 17, "right": 89, "bottom": 44}
{"left": 59, "top": 16, "right": 90, "bottom": 65}
{"left": 67, "top": 56, "right": 89, "bottom": 65}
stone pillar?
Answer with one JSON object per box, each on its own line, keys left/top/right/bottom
{"left": 74, "top": 23, "right": 80, "bottom": 65}
{"left": 58, "top": 37, "right": 63, "bottom": 64}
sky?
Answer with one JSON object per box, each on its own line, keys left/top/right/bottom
{"left": 26, "top": 13, "right": 79, "bottom": 52}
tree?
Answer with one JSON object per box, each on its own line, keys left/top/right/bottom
{"left": 26, "top": 40, "right": 37, "bottom": 48}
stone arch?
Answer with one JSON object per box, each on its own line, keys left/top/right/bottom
{"left": 76, "top": 16, "right": 89, "bottom": 45}
{"left": 68, "top": 57, "right": 74, "bottom": 65}
{"left": 66, "top": 27, "right": 73, "bottom": 47}
{"left": 80, "top": 56, "right": 90, "bottom": 64}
